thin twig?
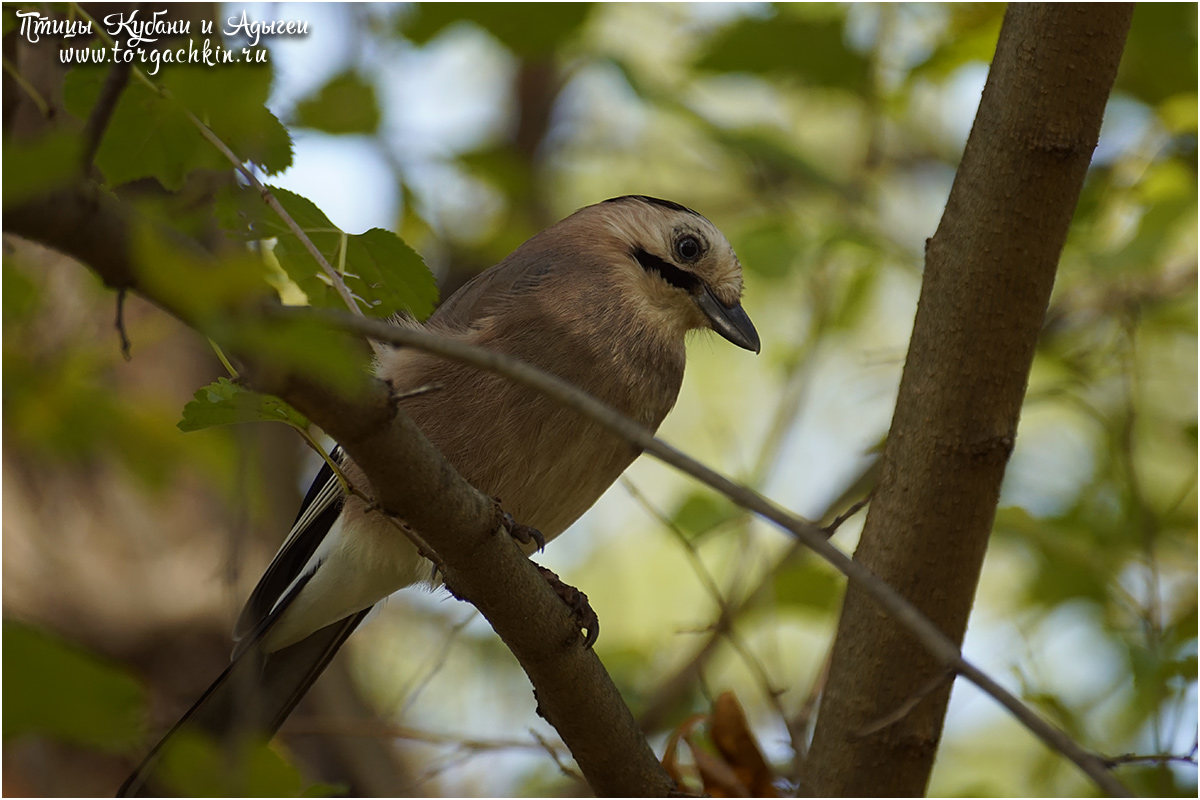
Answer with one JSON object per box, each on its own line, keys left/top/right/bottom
{"left": 79, "top": 61, "right": 131, "bottom": 173}
{"left": 640, "top": 463, "right": 876, "bottom": 735}
{"left": 531, "top": 729, "right": 585, "bottom": 783}
{"left": 399, "top": 612, "right": 475, "bottom": 718}
{"left": 822, "top": 493, "right": 872, "bottom": 536}
{"left": 621, "top": 478, "right": 797, "bottom": 759}
{"left": 1100, "top": 752, "right": 1199, "bottom": 769}
{"left": 187, "top": 116, "right": 375, "bottom": 333}
{"left": 283, "top": 717, "right": 570, "bottom": 754}
{"left": 288, "top": 306, "right": 1131, "bottom": 798}
{"left": 787, "top": 645, "right": 832, "bottom": 777}
{"left": 114, "top": 288, "right": 132, "bottom": 360}
{"left": 855, "top": 668, "right": 955, "bottom": 737}
{"left": 2, "top": 56, "right": 50, "bottom": 118}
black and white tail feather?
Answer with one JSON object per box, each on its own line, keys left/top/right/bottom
{"left": 119, "top": 448, "right": 363, "bottom": 797}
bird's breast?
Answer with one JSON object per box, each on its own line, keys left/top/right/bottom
{"left": 389, "top": 312, "right": 686, "bottom": 540}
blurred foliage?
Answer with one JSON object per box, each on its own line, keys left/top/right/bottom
{"left": 2, "top": 2, "right": 1195, "bottom": 797}
{"left": 293, "top": 70, "right": 381, "bottom": 136}
{"left": 154, "top": 730, "right": 337, "bottom": 798}
{"left": 2, "top": 622, "right": 145, "bottom": 752}
{"left": 62, "top": 50, "right": 291, "bottom": 188}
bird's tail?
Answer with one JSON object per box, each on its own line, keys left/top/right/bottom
{"left": 118, "top": 611, "right": 368, "bottom": 797}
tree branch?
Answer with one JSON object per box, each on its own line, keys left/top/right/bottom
{"left": 804, "top": 4, "right": 1135, "bottom": 796}
{"left": 79, "top": 61, "right": 131, "bottom": 174}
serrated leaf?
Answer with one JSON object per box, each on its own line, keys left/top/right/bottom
{"left": 697, "top": 15, "right": 870, "bottom": 93}
{"left": 178, "top": 378, "right": 308, "bottom": 432}
{"left": 63, "top": 61, "right": 224, "bottom": 190}
{"left": 2, "top": 621, "right": 145, "bottom": 752}
{"left": 160, "top": 63, "right": 293, "bottom": 175}
{"left": 62, "top": 55, "right": 290, "bottom": 190}
{"left": 293, "top": 70, "right": 381, "bottom": 135}
{"left": 344, "top": 228, "right": 437, "bottom": 319}
{"left": 217, "top": 184, "right": 437, "bottom": 320}
{"left": 402, "top": 3, "right": 593, "bottom": 56}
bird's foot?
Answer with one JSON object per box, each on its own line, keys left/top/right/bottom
{"left": 498, "top": 508, "right": 546, "bottom": 551}
{"left": 536, "top": 564, "right": 599, "bottom": 648}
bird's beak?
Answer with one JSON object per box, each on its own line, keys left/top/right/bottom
{"left": 695, "top": 285, "right": 761, "bottom": 354}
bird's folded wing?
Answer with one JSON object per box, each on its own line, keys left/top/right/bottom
{"left": 233, "top": 447, "right": 346, "bottom": 649}
{"left": 428, "top": 249, "right": 556, "bottom": 333}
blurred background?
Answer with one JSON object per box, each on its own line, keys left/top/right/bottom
{"left": 3, "top": 3, "right": 1196, "bottom": 796}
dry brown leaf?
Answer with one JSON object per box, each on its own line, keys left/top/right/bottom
{"left": 688, "top": 731, "right": 751, "bottom": 798}
{"left": 662, "top": 712, "right": 709, "bottom": 793}
{"left": 710, "top": 691, "right": 776, "bottom": 797}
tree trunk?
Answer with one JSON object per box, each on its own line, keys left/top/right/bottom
{"left": 803, "top": 4, "right": 1133, "bottom": 796}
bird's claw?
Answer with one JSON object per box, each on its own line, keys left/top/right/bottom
{"left": 499, "top": 508, "right": 546, "bottom": 551}
{"left": 536, "top": 564, "right": 599, "bottom": 648}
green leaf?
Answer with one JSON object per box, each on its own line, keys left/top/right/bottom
{"left": 293, "top": 71, "right": 381, "bottom": 135}
{"left": 159, "top": 63, "right": 293, "bottom": 175}
{"left": 217, "top": 185, "right": 437, "bottom": 320}
{"left": 671, "top": 492, "right": 738, "bottom": 539}
{"left": 697, "top": 14, "right": 870, "bottom": 93}
{"left": 178, "top": 378, "right": 308, "bottom": 432}
{"left": 772, "top": 559, "right": 843, "bottom": 614}
{"left": 2, "top": 621, "right": 145, "bottom": 752}
{"left": 132, "top": 226, "right": 372, "bottom": 396}
{"left": 222, "top": 313, "right": 374, "bottom": 395}
{"left": 156, "top": 729, "right": 311, "bottom": 797}
{"left": 343, "top": 228, "right": 437, "bottom": 319}
{"left": 732, "top": 221, "right": 798, "bottom": 280}
{"left": 1116, "top": 3, "right": 1198, "bottom": 106}
{"left": 2, "top": 260, "right": 41, "bottom": 321}
{"left": 132, "top": 224, "right": 273, "bottom": 322}
{"left": 63, "top": 58, "right": 225, "bottom": 190}
{"left": 402, "top": 2, "right": 593, "bottom": 56}
{"left": 707, "top": 128, "right": 845, "bottom": 195}
{"left": 2, "top": 131, "right": 82, "bottom": 207}
{"left": 62, "top": 55, "right": 290, "bottom": 190}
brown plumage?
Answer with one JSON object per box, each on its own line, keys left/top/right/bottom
{"left": 120, "top": 195, "right": 759, "bottom": 795}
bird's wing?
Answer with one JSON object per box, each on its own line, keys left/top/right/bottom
{"left": 429, "top": 250, "right": 556, "bottom": 333}
{"left": 233, "top": 447, "right": 347, "bottom": 649}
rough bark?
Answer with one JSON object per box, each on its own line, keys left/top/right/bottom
{"left": 803, "top": 4, "right": 1134, "bottom": 796}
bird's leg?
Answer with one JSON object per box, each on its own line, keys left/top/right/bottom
{"left": 535, "top": 564, "right": 600, "bottom": 648}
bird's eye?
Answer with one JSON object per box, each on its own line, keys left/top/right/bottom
{"left": 675, "top": 235, "right": 702, "bottom": 262}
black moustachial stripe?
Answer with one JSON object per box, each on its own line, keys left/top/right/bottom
{"left": 605, "top": 195, "right": 701, "bottom": 217}
{"left": 633, "top": 248, "right": 701, "bottom": 294}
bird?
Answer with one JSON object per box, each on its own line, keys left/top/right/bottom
{"left": 119, "top": 194, "right": 760, "bottom": 795}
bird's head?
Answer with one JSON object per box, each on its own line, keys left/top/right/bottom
{"left": 580, "top": 195, "right": 760, "bottom": 354}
